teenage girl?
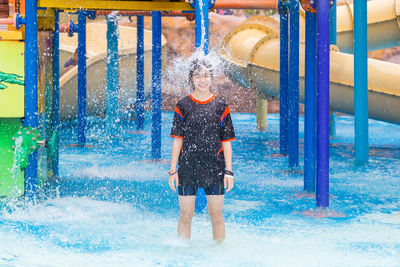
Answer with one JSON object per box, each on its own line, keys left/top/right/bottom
{"left": 168, "top": 58, "right": 236, "bottom": 241}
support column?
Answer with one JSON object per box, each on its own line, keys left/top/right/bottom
{"left": 136, "top": 16, "right": 145, "bottom": 130}
{"left": 194, "top": 0, "right": 210, "bottom": 213}
{"left": 279, "top": 8, "right": 289, "bottom": 155}
{"left": 304, "top": 11, "right": 317, "bottom": 192}
{"left": 316, "top": 0, "right": 330, "bottom": 208}
{"left": 288, "top": 0, "right": 299, "bottom": 167}
{"left": 24, "top": 0, "right": 39, "bottom": 198}
{"left": 329, "top": 0, "right": 337, "bottom": 136}
{"left": 52, "top": 10, "right": 60, "bottom": 177}
{"left": 194, "top": 0, "right": 209, "bottom": 53}
{"left": 256, "top": 96, "right": 268, "bottom": 130}
{"left": 77, "top": 11, "right": 87, "bottom": 145}
{"left": 106, "top": 15, "right": 119, "bottom": 135}
{"left": 354, "top": 0, "right": 369, "bottom": 162}
{"left": 151, "top": 11, "right": 162, "bottom": 159}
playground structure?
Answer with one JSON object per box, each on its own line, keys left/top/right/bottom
{"left": 220, "top": 0, "right": 400, "bottom": 125}
{"left": 59, "top": 22, "right": 167, "bottom": 120}
{"left": 0, "top": 0, "right": 398, "bottom": 212}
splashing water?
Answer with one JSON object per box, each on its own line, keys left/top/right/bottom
{"left": 199, "top": 0, "right": 207, "bottom": 52}
{"left": 164, "top": 51, "right": 224, "bottom": 94}
{"left": 1, "top": 114, "right": 400, "bottom": 266}
{"left": 10, "top": 136, "right": 23, "bottom": 197}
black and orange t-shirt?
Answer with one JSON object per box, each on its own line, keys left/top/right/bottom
{"left": 170, "top": 94, "right": 236, "bottom": 187}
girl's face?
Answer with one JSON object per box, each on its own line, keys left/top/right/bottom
{"left": 192, "top": 68, "right": 212, "bottom": 93}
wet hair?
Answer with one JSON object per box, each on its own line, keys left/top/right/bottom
{"left": 188, "top": 58, "right": 214, "bottom": 91}
{"left": 74, "top": 48, "right": 78, "bottom": 55}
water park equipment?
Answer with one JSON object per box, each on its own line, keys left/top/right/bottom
{"left": 220, "top": 0, "right": 400, "bottom": 207}
{"left": 0, "top": 0, "right": 394, "bottom": 211}
{"left": 220, "top": 1, "right": 400, "bottom": 124}
{"left": 0, "top": 0, "right": 192, "bottom": 198}
{"left": 58, "top": 22, "right": 167, "bottom": 121}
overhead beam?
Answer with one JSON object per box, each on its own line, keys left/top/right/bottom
{"left": 38, "top": 0, "right": 193, "bottom": 11}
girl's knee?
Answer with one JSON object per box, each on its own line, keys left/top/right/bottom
{"left": 209, "top": 210, "right": 224, "bottom": 224}
{"left": 179, "top": 210, "right": 194, "bottom": 224}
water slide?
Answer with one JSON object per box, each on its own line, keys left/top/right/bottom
{"left": 59, "top": 22, "right": 167, "bottom": 121}
{"left": 219, "top": 0, "right": 400, "bottom": 124}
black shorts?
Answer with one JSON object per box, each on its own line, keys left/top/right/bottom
{"left": 178, "top": 183, "right": 224, "bottom": 196}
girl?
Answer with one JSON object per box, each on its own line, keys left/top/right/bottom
{"left": 168, "top": 58, "right": 235, "bottom": 241}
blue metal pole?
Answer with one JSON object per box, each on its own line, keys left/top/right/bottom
{"left": 288, "top": 0, "right": 299, "bottom": 167}
{"left": 194, "top": 0, "right": 209, "bottom": 53}
{"left": 354, "top": 0, "right": 369, "bottom": 162}
{"left": 24, "top": 0, "right": 38, "bottom": 198}
{"left": 77, "top": 11, "right": 87, "bottom": 145}
{"left": 304, "top": 11, "right": 317, "bottom": 192}
{"left": 316, "top": 0, "right": 330, "bottom": 208}
{"left": 136, "top": 16, "right": 145, "bottom": 130}
{"left": 106, "top": 15, "right": 119, "bottom": 135}
{"left": 52, "top": 10, "right": 60, "bottom": 177}
{"left": 151, "top": 11, "right": 162, "bottom": 159}
{"left": 279, "top": 11, "right": 289, "bottom": 155}
{"left": 330, "top": 1, "right": 337, "bottom": 45}
{"left": 194, "top": 0, "right": 210, "bottom": 212}
{"left": 329, "top": 0, "right": 337, "bottom": 136}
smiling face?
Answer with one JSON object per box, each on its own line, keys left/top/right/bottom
{"left": 191, "top": 68, "right": 212, "bottom": 93}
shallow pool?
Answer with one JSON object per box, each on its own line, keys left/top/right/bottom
{"left": 1, "top": 113, "right": 400, "bottom": 266}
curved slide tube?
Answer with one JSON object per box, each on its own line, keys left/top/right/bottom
{"left": 220, "top": 0, "right": 400, "bottom": 124}
{"left": 59, "top": 22, "right": 167, "bottom": 121}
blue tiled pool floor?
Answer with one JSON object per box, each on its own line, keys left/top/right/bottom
{"left": 1, "top": 113, "right": 399, "bottom": 266}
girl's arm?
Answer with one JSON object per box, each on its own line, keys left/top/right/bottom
{"left": 169, "top": 137, "right": 183, "bottom": 191}
{"left": 222, "top": 141, "right": 232, "bottom": 171}
{"left": 222, "top": 141, "right": 234, "bottom": 192}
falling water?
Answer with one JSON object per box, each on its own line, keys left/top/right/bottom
{"left": 199, "top": 0, "right": 207, "bottom": 52}
{"left": 10, "top": 136, "right": 23, "bottom": 197}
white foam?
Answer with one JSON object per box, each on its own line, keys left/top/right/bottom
{"left": 70, "top": 162, "right": 166, "bottom": 180}
{"left": 1, "top": 197, "right": 400, "bottom": 266}
{"left": 224, "top": 199, "right": 264, "bottom": 212}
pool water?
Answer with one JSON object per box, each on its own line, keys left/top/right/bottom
{"left": 1, "top": 112, "right": 400, "bottom": 266}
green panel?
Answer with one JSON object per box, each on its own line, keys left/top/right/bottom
{"left": 0, "top": 118, "right": 24, "bottom": 197}
{"left": 0, "top": 41, "right": 25, "bottom": 118}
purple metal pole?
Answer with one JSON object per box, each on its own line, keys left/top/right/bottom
{"left": 316, "top": 0, "right": 330, "bottom": 208}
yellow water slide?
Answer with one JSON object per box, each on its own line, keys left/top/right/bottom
{"left": 59, "top": 22, "right": 167, "bottom": 121}
{"left": 220, "top": 0, "right": 400, "bottom": 124}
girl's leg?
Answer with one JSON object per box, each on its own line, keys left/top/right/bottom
{"left": 178, "top": 195, "right": 196, "bottom": 239}
{"left": 206, "top": 195, "right": 225, "bottom": 241}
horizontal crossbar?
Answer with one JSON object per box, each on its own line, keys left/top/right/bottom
{"left": 38, "top": 0, "right": 194, "bottom": 11}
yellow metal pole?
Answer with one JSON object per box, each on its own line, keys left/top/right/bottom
{"left": 256, "top": 96, "right": 268, "bottom": 130}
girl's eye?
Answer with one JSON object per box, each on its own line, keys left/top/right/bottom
{"left": 195, "top": 74, "right": 210, "bottom": 79}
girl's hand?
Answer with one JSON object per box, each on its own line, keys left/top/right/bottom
{"left": 224, "top": 175, "right": 234, "bottom": 192}
{"left": 168, "top": 172, "right": 179, "bottom": 191}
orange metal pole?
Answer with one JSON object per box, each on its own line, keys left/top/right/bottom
{"left": 213, "top": 0, "right": 278, "bottom": 10}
